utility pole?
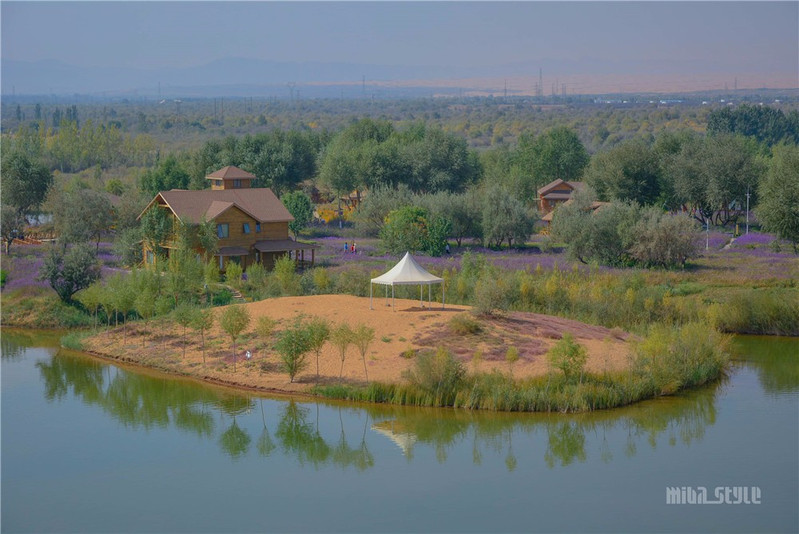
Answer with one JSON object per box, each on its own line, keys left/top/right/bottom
{"left": 745, "top": 184, "right": 751, "bottom": 234}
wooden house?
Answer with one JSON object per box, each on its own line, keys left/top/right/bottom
{"left": 537, "top": 179, "right": 584, "bottom": 215}
{"left": 138, "top": 166, "right": 317, "bottom": 271}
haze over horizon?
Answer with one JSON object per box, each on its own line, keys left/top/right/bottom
{"left": 2, "top": 1, "right": 797, "bottom": 97}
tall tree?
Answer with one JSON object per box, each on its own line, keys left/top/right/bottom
{"left": 51, "top": 189, "right": 114, "bottom": 249}
{"left": 282, "top": 191, "right": 314, "bottom": 240}
{"left": 219, "top": 305, "right": 251, "bottom": 372}
{"left": 585, "top": 139, "right": 662, "bottom": 206}
{"left": 140, "top": 155, "right": 190, "bottom": 196}
{"left": 756, "top": 144, "right": 799, "bottom": 251}
{"left": 516, "top": 127, "right": 589, "bottom": 187}
{"left": 38, "top": 243, "right": 101, "bottom": 303}
{"left": 0, "top": 151, "right": 53, "bottom": 219}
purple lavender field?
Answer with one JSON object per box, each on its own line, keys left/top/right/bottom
{"left": 1, "top": 242, "right": 124, "bottom": 293}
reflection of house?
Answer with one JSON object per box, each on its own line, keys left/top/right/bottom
{"left": 139, "top": 166, "right": 317, "bottom": 271}
{"left": 537, "top": 179, "right": 584, "bottom": 215}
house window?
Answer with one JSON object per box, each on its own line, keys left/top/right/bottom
{"left": 146, "top": 250, "right": 154, "bottom": 265}
{"left": 233, "top": 179, "right": 242, "bottom": 188}
{"left": 219, "top": 256, "right": 224, "bottom": 270}
{"left": 243, "top": 223, "right": 250, "bottom": 234}
{"left": 217, "top": 223, "right": 229, "bottom": 238}
{"left": 255, "top": 222, "right": 261, "bottom": 233}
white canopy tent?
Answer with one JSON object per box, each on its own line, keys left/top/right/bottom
{"left": 370, "top": 252, "right": 445, "bottom": 310}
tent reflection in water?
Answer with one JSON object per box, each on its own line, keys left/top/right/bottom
{"left": 370, "top": 252, "right": 445, "bottom": 310}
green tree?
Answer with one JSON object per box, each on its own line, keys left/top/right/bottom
{"left": 275, "top": 321, "right": 312, "bottom": 383}
{"left": 516, "top": 126, "right": 589, "bottom": 187}
{"left": 1, "top": 205, "right": 26, "bottom": 254}
{"left": 51, "top": 189, "right": 114, "bottom": 249}
{"left": 380, "top": 206, "right": 429, "bottom": 255}
{"left": 140, "top": 155, "right": 190, "bottom": 196}
{"left": 353, "top": 184, "right": 413, "bottom": 236}
{"left": 282, "top": 190, "right": 314, "bottom": 240}
{"left": 547, "top": 333, "right": 588, "bottom": 383}
{"left": 330, "top": 323, "right": 354, "bottom": 380}
{"left": 0, "top": 150, "right": 53, "bottom": 219}
{"left": 75, "top": 283, "right": 103, "bottom": 330}
{"left": 173, "top": 302, "right": 197, "bottom": 358}
{"left": 305, "top": 317, "right": 331, "bottom": 383}
{"left": 255, "top": 316, "right": 277, "bottom": 360}
{"left": 585, "top": 139, "right": 662, "bottom": 206}
{"left": 134, "top": 286, "right": 158, "bottom": 346}
{"left": 351, "top": 323, "right": 375, "bottom": 382}
{"left": 39, "top": 243, "right": 101, "bottom": 303}
{"left": 190, "top": 308, "right": 215, "bottom": 366}
{"left": 140, "top": 206, "right": 172, "bottom": 259}
{"left": 756, "top": 144, "right": 799, "bottom": 251}
{"left": 219, "top": 305, "right": 251, "bottom": 371}
{"left": 481, "top": 186, "right": 536, "bottom": 248}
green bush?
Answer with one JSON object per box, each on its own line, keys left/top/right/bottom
{"left": 449, "top": 313, "right": 482, "bottom": 335}
{"left": 0, "top": 270, "right": 7, "bottom": 288}
{"left": 60, "top": 331, "right": 89, "bottom": 350}
{"left": 212, "top": 288, "right": 233, "bottom": 306}
{"left": 547, "top": 333, "right": 588, "bottom": 382}
{"left": 403, "top": 347, "right": 466, "bottom": 405}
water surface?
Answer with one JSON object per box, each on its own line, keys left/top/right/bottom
{"left": 2, "top": 331, "right": 797, "bottom": 533}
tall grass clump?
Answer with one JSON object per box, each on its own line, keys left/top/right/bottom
{"left": 60, "top": 331, "right": 90, "bottom": 350}
{"left": 402, "top": 347, "right": 466, "bottom": 406}
{"left": 315, "top": 323, "right": 730, "bottom": 413}
{"left": 706, "top": 289, "right": 799, "bottom": 336}
{"left": 631, "top": 322, "right": 730, "bottom": 395}
{"left": 449, "top": 313, "right": 482, "bottom": 335}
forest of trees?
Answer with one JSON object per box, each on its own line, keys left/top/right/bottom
{"left": 2, "top": 95, "right": 798, "bottom": 266}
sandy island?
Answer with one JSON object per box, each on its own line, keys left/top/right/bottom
{"left": 82, "top": 295, "right": 632, "bottom": 395}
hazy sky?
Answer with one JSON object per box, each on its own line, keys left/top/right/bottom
{"left": 2, "top": 1, "right": 797, "bottom": 73}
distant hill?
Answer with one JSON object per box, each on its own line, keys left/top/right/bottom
{"left": 2, "top": 56, "right": 796, "bottom": 98}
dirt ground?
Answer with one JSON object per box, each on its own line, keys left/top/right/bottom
{"left": 82, "top": 295, "right": 632, "bottom": 395}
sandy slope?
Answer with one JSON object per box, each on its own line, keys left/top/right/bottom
{"left": 82, "top": 295, "right": 632, "bottom": 395}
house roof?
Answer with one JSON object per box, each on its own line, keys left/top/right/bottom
{"left": 537, "top": 179, "right": 584, "bottom": 196}
{"left": 140, "top": 188, "right": 293, "bottom": 224}
{"left": 206, "top": 165, "right": 256, "bottom": 180}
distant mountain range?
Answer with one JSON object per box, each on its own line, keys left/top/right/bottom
{"left": 2, "top": 56, "right": 796, "bottom": 98}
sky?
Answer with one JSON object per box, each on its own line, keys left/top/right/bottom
{"left": 2, "top": 1, "right": 797, "bottom": 73}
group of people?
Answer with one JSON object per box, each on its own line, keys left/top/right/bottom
{"left": 344, "top": 242, "right": 357, "bottom": 254}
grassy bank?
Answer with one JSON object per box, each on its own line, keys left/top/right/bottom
{"left": 314, "top": 323, "right": 730, "bottom": 413}
{"left": 0, "top": 287, "right": 93, "bottom": 329}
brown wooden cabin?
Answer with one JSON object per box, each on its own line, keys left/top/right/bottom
{"left": 537, "top": 179, "right": 584, "bottom": 215}
{"left": 138, "top": 166, "right": 318, "bottom": 271}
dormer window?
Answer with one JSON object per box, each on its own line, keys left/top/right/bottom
{"left": 233, "top": 179, "right": 242, "bottom": 188}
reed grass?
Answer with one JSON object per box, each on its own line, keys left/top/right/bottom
{"left": 314, "top": 323, "right": 730, "bottom": 413}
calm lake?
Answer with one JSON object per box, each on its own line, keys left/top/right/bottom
{"left": 2, "top": 330, "right": 797, "bottom": 533}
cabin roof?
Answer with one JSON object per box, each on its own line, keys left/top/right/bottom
{"left": 537, "top": 179, "right": 584, "bottom": 196}
{"left": 206, "top": 165, "right": 256, "bottom": 180}
{"left": 139, "top": 187, "right": 293, "bottom": 224}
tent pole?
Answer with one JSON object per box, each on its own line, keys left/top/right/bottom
{"left": 428, "top": 284, "right": 431, "bottom": 308}
{"left": 392, "top": 285, "right": 395, "bottom": 311}
{"left": 442, "top": 281, "right": 445, "bottom": 309}
{"left": 370, "top": 282, "right": 373, "bottom": 310}
{"left": 420, "top": 285, "right": 423, "bottom": 307}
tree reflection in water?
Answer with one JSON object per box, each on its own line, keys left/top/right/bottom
{"left": 32, "top": 345, "right": 743, "bottom": 469}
